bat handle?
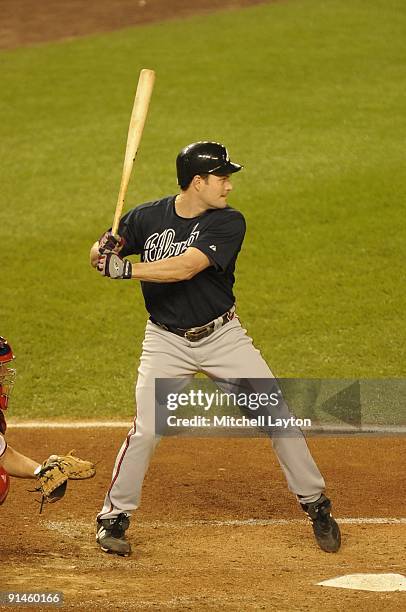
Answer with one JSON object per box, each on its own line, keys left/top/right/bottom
{"left": 112, "top": 177, "right": 128, "bottom": 237}
{"left": 112, "top": 206, "right": 122, "bottom": 238}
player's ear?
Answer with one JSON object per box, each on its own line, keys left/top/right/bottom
{"left": 191, "top": 175, "right": 202, "bottom": 191}
{"left": 192, "top": 174, "right": 210, "bottom": 192}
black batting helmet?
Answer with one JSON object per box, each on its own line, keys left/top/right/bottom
{"left": 176, "top": 141, "right": 242, "bottom": 190}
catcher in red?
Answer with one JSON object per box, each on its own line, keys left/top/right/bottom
{"left": 0, "top": 336, "right": 96, "bottom": 511}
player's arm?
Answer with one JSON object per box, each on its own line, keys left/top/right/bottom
{"left": 132, "top": 247, "right": 211, "bottom": 282}
{"left": 0, "top": 445, "right": 40, "bottom": 478}
{"left": 97, "top": 247, "right": 212, "bottom": 283}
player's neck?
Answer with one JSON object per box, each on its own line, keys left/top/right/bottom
{"left": 174, "top": 193, "right": 209, "bottom": 219}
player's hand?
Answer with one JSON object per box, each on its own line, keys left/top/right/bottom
{"left": 98, "top": 231, "right": 125, "bottom": 255}
{"left": 97, "top": 253, "right": 132, "bottom": 279}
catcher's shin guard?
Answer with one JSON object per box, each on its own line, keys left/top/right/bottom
{"left": 301, "top": 494, "right": 341, "bottom": 553}
{"left": 96, "top": 513, "right": 131, "bottom": 557}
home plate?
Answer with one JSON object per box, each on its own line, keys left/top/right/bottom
{"left": 317, "top": 573, "right": 406, "bottom": 592}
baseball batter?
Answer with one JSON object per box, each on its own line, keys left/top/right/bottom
{"left": 91, "top": 141, "right": 341, "bottom": 557}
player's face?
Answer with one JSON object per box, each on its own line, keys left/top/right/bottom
{"left": 198, "top": 174, "right": 233, "bottom": 209}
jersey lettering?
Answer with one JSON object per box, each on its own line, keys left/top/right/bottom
{"left": 144, "top": 224, "right": 200, "bottom": 262}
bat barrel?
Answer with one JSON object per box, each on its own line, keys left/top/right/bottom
{"left": 112, "top": 68, "right": 155, "bottom": 237}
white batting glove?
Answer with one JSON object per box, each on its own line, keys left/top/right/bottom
{"left": 97, "top": 254, "right": 132, "bottom": 279}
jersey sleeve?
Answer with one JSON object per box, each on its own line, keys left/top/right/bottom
{"left": 116, "top": 207, "right": 144, "bottom": 256}
{"left": 192, "top": 211, "right": 246, "bottom": 272}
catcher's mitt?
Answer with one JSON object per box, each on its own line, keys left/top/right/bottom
{"left": 34, "top": 450, "right": 96, "bottom": 513}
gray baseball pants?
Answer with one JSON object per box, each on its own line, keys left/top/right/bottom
{"left": 98, "top": 317, "right": 325, "bottom": 519}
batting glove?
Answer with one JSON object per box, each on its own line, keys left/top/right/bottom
{"left": 98, "top": 231, "right": 125, "bottom": 255}
{"left": 97, "top": 253, "right": 132, "bottom": 279}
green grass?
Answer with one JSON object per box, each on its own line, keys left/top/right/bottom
{"left": 1, "top": 0, "right": 405, "bottom": 417}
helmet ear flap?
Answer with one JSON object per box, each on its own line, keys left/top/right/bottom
{"left": 176, "top": 152, "right": 192, "bottom": 189}
{"left": 181, "top": 154, "right": 191, "bottom": 186}
{"left": 0, "top": 466, "right": 10, "bottom": 505}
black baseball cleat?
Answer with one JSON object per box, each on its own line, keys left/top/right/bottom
{"left": 96, "top": 513, "right": 131, "bottom": 557}
{"left": 300, "top": 494, "right": 341, "bottom": 553}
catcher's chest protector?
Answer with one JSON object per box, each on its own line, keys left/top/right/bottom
{"left": 0, "top": 465, "right": 10, "bottom": 504}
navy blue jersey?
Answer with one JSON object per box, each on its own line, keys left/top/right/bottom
{"left": 118, "top": 195, "right": 246, "bottom": 328}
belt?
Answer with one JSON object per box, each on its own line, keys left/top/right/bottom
{"left": 150, "top": 306, "right": 236, "bottom": 342}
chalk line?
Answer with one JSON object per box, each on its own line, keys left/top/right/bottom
{"left": 6, "top": 420, "right": 406, "bottom": 434}
{"left": 43, "top": 518, "right": 406, "bottom": 531}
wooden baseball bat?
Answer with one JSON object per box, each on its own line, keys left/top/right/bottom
{"left": 111, "top": 68, "right": 156, "bottom": 237}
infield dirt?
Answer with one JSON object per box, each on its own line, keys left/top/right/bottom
{"left": 2, "top": 427, "right": 406, "bottom": 610}
{"left": 0, "top": 0, "right": 277, "bottom": 49}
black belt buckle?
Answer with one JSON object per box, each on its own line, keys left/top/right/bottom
{"left": 185, "top": 323, "right": 214, "bottom": 342}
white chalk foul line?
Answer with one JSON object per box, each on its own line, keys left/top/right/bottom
{"left": 6, "top": 420, "right": 406, "bottom": 434}
{"left": 135, "top": 518, "right": 406, "bottom": 528}
{"left": 338, "top": 518, "right": 406, "bottom": 524}
{"left": 43, "top": 518, "right": 406, "bottom": 535}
